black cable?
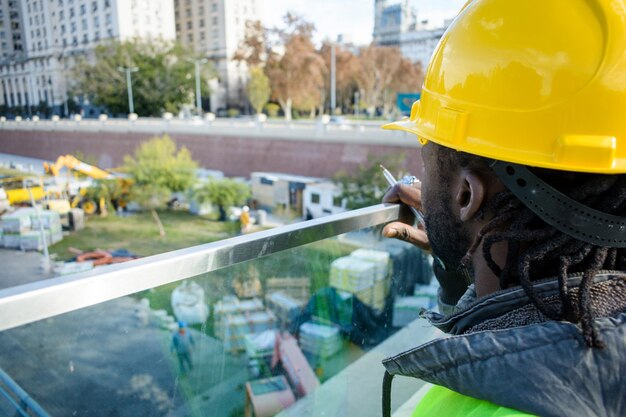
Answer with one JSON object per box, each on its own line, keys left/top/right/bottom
{"left": 382, "top": 370, "right": 394, "bottom": 417}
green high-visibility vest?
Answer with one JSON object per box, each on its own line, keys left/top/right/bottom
{"left": 412, "top": 385, "right": 537, "bottom": 417}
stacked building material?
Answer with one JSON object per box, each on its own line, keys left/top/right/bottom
{"left": 330, "top": 252, "right": 391, "bottom": 311}
{"left": 20, "top": 230, "right": 52, "bottom": 251}
{"left": 350, "top": 249, "right": 391, "bottom": 281}
{"left": 330, "top": 256, "right": 376, "bottom": 293}
{"left": 245, "top": 330, "right": 276, "bottom": 360}
{"left": 299, "top": 322, "right": 342, "bottom": 358}
{"left": 1, "top": 208, "right": 63, "bottom": 250}
{"left": 371, "top": 278, "right": 391, "bottom": 310}
{"left": 266, "top": 277, "right": 311, "bottom": 303}
{"left": 218, "top": 311, "right": 277, "bottom": 352}
{"left": 30, "top": 210, "right": 63, "bottom": 244}
{"left": 1, "top": 208, "right": 33, "bottom": 248}
{"left": 214, "top": 296, "right": 277, "bottom": 352}
{"left": 265, "top": 291, "right": 304, "bottom": 327}
{"left": 213, "top": 296, "right": 264, "bottom": 327}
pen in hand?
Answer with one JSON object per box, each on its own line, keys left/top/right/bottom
{"left": 380, "top": 164, "right": 425, "bottom": 226}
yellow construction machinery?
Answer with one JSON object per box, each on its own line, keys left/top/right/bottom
{"left": 0, "top": 176, "right": 46, "bottom": 205}
{"left": 43, "top": 155, "right": 132, "bottom": 215}
{"left": 43, "top": 155, "right": 114, "bottom": 180}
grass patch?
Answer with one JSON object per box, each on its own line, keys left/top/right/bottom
{"left": 49, "top": 210, "right": 239, "bottom": 261}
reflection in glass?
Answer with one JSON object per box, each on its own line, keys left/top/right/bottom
{"left": 0, "top": 227, "right": 436, "bottom": 417}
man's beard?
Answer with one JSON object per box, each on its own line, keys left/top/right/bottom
{"left": 424, "top": 196, "right": 472, "bottom": 271}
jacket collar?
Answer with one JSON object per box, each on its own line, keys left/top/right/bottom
{"left": 383, "top": 273, "right": 626, "bottom": 417}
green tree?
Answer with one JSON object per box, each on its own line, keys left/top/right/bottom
{"left": 333, "top": 153, "right": 406, "bottom": 209}
{"left": 124, "top": 135, "right": 198, "bottom": 235}
{"left": 124, "top": 135, "right": 198, "bottom": 192}
{"left": 193, "top": 179, "right": 250, "bottom": 221}
{"left": 74, "top": 39, "right": 214, "bottom": 116}
{"left": 247, "top": 66, "right": 271, "bottom": 115}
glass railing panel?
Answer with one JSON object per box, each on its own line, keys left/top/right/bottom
{"left": 0, "top": 205, "right": 440, "bottom": 417}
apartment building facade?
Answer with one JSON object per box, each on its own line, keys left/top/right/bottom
{"left": 174, "top": 0, "right": 260, "bottom": 111}
{"left": 373, "top": 0, "right": 453, "bottom": 67}
{"left": 0, "top": 0, "right": 175, "bottom": 115}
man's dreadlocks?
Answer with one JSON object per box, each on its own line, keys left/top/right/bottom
{"left": 435, "top": 145, "right": 626, "bottom": 348}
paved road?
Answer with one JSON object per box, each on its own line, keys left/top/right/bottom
{"left": 0, "top": 249, "right": 248, "bottom": 417}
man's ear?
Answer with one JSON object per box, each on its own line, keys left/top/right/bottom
{"left": 456, "top": 171, "right": 486, "bottom": 222}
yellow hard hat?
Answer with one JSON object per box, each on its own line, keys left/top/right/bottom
{"left": 384, "top": 0, "right": 626, "bottom": 173}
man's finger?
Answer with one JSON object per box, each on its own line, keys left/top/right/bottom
{"left": 382, "top": 221, "right": 430, "bottom": 252}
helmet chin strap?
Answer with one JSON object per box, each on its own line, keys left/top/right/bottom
{"left": 489, "top": 160, "right": 626, "bottom": 248}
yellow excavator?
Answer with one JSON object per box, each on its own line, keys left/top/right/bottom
{"left": 43, "top": 155, "right": 132, "bottom": 215}
{"left": 43, "top": 155, "right": 115, "bottom": 180}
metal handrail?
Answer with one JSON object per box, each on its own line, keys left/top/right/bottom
{"left": 0, "top": 204, "right": 400, "bottom": 332}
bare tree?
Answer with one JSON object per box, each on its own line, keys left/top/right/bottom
{"left": 356, "top": 46, "right": 423, "bottom": 117}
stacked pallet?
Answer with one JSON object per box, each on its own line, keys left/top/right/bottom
{"left": 330, "top": 257, "right": 376, "bottom": 292}
{"left": 266, "top": 277, "right": 311, "bottom": 303}
{"left": 350, "top": 249, "right": 391, "bottom": 282}
{"left": 299, "top": 322, "right": 342, "bottom": 358}
{"left": 265, "top": 291, "right": 303, "bottom": 327}
{"left": 1, "top": 208, "right": 63, "bottom": 251}
{"left": 214, "top": 296, "right": 277, "bottom": 352}
{"left": 329, "top": 249, "right": 392, "bottom": 311}
{"left": 244, "top": 329, "right": 276, "bottom": 360}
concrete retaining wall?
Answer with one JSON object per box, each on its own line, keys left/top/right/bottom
{"left": 0, "top": 129, "right": 423, "bottom": 179}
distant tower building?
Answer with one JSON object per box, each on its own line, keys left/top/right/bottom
{"left": 374, "top": 1, "right": 456, "bottom": 67}
{"left": 400, "top": 26, "right": 446, "bottom": 66}
{"left": 0, "top": 0, "right": 175, "bottom": 115}
{"left": 174, "top": 0, "right": 261, "bottom": 112}
{"left": 373, "top": 0, "right": 416, "bottom": 47}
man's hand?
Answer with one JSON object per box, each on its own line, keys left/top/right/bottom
{"left": 382, "top": 181, "right": 472, "bottom": 310}
{"left": 382, "top": 182, "right": 430, "bottom": 252}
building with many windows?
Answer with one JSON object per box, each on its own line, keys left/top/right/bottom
{"left": 373, "top": 0, "right": 416, "bottom": 47}
{"left": 399, "top": 25, "right": 448, "bottom": 67}
{"left": 0, "top": 0, "right": 175, "bottom": 115}
{"left": 174, "top": 0, "right": 260, "bottom": 112}
{"left": 373, "top": 0, "right": 454, "bottom": 67}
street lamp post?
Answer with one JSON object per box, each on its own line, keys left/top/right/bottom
{"left": 187, "top": 58, "right": 208, "bottom": 114}
{"left": 117, "top": 66, "right": 139, "bottom": 115}
{"left": 330, "top": 43, "right": 336, "bottom": 115}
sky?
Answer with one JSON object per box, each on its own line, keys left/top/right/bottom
{"left": 260, "top": 0, "right": 468, "bottom": 45}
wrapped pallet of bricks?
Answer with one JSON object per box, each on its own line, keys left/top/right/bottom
{"left": 350, "top": 249, "right": 391, "bottom": 281}
{"left": 213, "top": 295, "right": 265, "bottom": 331}
{"left": 371, "top": 278, "right": 390, "bottom": 311}
{"left": 30, "top": 210, "right": 61, "bottom": 230}
{"left": 244, "top": 329, "right": 276, "bottom": 360}
{"left": 2, "top": 233, "right": 21, "bottom": 248}
{"left": 20, "top": 230, "right": 52, "bottom": 251}
{"left": 219, "top": 310, "right": 277, "bottom": 352}
{"left": 265, "top": 291, "right": 303, "bottom": 327}
{"left": 266, "top": 277, "right": 311, "bottom": 303}
{"left": 31, "top": 210, "right": 63, "bottom": 244}
{"left": 329, "top": 256, "right": 376, "bottom": 293}
{"left": 299, "top": 322, "right": 342, "bottom": 358}
{"left": 1, "top": 208, "right": 33, "bottom": 234}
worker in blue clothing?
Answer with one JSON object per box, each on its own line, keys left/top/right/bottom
{"left": 171, "top": 321, "right": 195, "bottom": 375}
